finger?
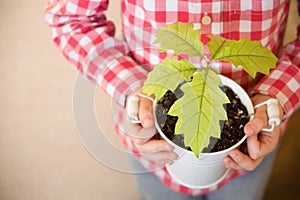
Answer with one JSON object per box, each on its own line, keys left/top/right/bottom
{"left": 139, "top": 94, "right": 154, "bottom": 128}
{"left": 244, "top": 117, "right": 264, "bottom": 137}
{"left": 244, "top": 107, "right": 268, "bottom": 137}
{"left": 247, "top": 127, "right": 280, "bottom": 160}
{"left": 135, "top": 139, "right": 174, "bottom": 154}
{"left": 141, "top": 151, "right": 178, "bottom": 165}
{"left": 227, "top": 149, "right": 264, "bottom": 171}
{"left": 135, "top": 140, "right": 178, "bottom": 164}
{"left": 223, "top": 156, "right": 242, "bottom": 170}
{"left": 127, "top": 124, "right": 157, "bottom": 145}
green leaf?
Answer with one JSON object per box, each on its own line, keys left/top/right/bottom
{"left": 209, "top": 37, "right": 278, "bottom": 77}
{"left": 168, "top": 69, "right": 230, "bottom": 157}
{"left": 153, "top": 22, "right": 204, "bottom": 57}
{"left": 142, "top": 58, "right": 197, "bottom": 100}
{"left": 207, "top": 35, "right": 231, "bottom": 60}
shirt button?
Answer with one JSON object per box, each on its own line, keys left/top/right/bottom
{"left": 201, "top": 15, "right": 212, "bottom": 25}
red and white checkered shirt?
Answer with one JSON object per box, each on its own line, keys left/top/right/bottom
{"left": 44, "top": 0, "right": 300, "bottom": 196}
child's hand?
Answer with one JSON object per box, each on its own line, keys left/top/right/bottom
{"left": 124, "top": 88, "right": 178, "bottom": 166}
{"left": 223, "top": 94, "right": 283, "bottom": 171}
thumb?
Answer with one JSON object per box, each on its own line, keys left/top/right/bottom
{"left": 244, "top": 108, "right": 267, "bottom": 137}
{"left": 139, "top": 94, "right": 154, "bottom": 128}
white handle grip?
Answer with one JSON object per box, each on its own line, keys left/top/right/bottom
{"left": 266, "top": 99, "right": 281, "bottom": 126}
{"left": 254, "top": 98, "right": 281, "bottom": 132}
{"left": 126, "top": 93, "right": 155, "bottom": 124}
{"left": 126, "top": 95, "right": 140, "bottom": 123}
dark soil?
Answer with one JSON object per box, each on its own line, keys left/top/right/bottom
{"left": 156, "top": 85, "right": 250, "bottom": 153}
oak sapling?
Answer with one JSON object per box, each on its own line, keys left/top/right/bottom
{"left": 142, "top": 22, "right": 278, "bottom": 157}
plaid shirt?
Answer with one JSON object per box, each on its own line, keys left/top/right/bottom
{"left": 45, "top": 0, "right": 300, "bottom": 196}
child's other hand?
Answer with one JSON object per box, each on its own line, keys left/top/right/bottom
{"left": 223, "top": 94, "right": 283, "bottom": 171}
{"left": 124, "top": 87, "right": 178, "bottom": 166}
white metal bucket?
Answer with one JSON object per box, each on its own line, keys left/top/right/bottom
{"left": 154, "top": 75, "right": 254, "bottom": 189}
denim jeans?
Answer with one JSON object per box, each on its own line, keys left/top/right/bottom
{"left": 129, "top": 146, "right": 278, "bottom": 200}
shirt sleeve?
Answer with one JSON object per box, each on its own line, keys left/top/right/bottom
{"left": 44, "top": 0, "right": 148, "bottom": 107}
{"left": 253, "top": 1, "right": 300, "bottom": 119}
{"left": 253, "top": 42, "right": 300, "bottom": 119}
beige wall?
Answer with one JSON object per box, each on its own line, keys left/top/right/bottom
{"left": 0, "top": 0, "right": 299, "bottom": 200}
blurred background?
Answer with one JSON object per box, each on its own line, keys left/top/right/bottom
{"left": 0, "top": 0, "right": 299, "bottom": 199}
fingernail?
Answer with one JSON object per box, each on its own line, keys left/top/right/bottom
{"left": 163, "top": 145, "right": 173, "bottom": 151}
{"left": 223, "top": 160, "right": 231, "bottom": 168}
{"left": 142, "top": 119, "right": 150, "bottom": 128}
{"left": 244, "top": 124, "right": 254, "bottom": 136}
{"left": 229, "top": 151, "right": 237, "bottom": 158}
{"left": 222, "top": 157, "right": 229, "bottom": 164}
{"left": 172, "top": 153, "right": 178, "bottom": 160}
{"left": 143, "top": 117, "right": 154, "bottom": 128}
